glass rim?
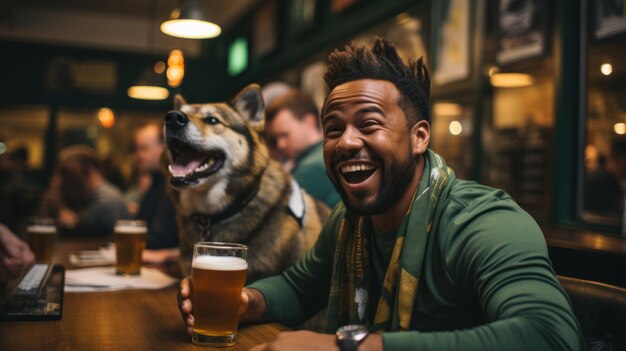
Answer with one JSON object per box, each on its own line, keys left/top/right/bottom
{"left": 194, "top": 241, "right": 248, "bottom": 250}
{"left": 115, "top": 219, "right": 147, "bottom": 226}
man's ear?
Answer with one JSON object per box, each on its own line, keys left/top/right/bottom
{"left": 410, "top": 120, "right": 430, "bottom": 155}
{"left": 303, "top": 113, "right": 321, "bottom": 130}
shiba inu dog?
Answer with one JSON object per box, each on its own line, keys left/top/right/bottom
{"left": 164, "top": 84, "right": 331, "bottom": 282}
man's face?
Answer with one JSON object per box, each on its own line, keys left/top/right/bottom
{"left": 135, "top": 125, "right": 164, "bottom": 172}
{"left": 265, "top": 109, "right": 317, "bottom": 161}
{"left": 322, "top": 79, "right": 417, "bottom": 215}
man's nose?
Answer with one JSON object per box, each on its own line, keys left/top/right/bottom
{"left": 335, "top": 126, "right": 363, "bottom": 155}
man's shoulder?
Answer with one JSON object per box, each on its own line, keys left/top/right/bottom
{"left": 294, "top": 142, "right": 325, "bottom": 171}
{"left": 435, "top": 178, "right": 543, "bottom": 249}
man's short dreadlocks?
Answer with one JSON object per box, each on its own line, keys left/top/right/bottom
{"left": 324, "top": 37, "right": 431, "bottom": 126}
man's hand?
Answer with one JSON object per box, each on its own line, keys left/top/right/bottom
{"left": 57, "top": 207, "right": 79, "bottom": 229}
{"left": 177, "top": 277, "right": 266, "bottom": 335}
{"left": 249, "top": 330, "right": 383, "bottom": 351}
{"left": 177, "top": 277, "right": 194, "bottom": 336}
{"left": 0, "top": 224, "right": 35, "bottom": 284}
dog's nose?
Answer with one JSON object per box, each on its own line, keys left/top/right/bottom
{"left": 165, "top": 110, "right": 188, "bottom": 130}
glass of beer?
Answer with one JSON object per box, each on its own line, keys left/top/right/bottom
{"left": 191, "top": 242, "right": 248, "bottom": 347}
{"left": 26, "top": 217, "right": 57, "bottom": 262}
{"left": 114, "top": 220, "right": 147, "bottom": 275}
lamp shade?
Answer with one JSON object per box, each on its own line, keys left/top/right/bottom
{"left": 128, "top": 65, "right": 170, "bottom": 100}
{"left": 160, "top": 0, "right": 221, "bottom": 39}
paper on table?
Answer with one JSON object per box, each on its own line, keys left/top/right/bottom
{"left": 69, "top": 244, "right": 116, "bottom": 266}
{"left": 65, "top": 266, "right": 177, "bottom": 292}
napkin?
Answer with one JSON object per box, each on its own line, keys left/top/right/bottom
{"left": 65, "top": 266, "right": 177, "bottom": 292}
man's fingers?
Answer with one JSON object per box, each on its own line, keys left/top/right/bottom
{"left": 181, "top": 299, "right": 193, "bottom": 314}
{"left": 239, "top": 290, "right": 250, "bottom": 315}
{"left": 179, "top": 277, "right": 191, "bottom": 298}
{"left": 186, "top": 314, "right": 194, "bottom": 327}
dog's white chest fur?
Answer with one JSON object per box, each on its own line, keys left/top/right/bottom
{"left": 178, "top": 179, "right": 229, "bottom": 216}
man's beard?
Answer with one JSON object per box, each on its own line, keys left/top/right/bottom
{"left": 332, "top": 148, "right": 417, "bottom": 216}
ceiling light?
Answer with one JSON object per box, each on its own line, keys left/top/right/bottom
{"left": 97, "top": 108, "right": 115, "bottom": 128}
{"left": 449, "top": 121, "right": 463, "bottom": 135}
{"left": 161, "top": 0, "right": 221, "bottom": 39}
{"left": 128, "top": 65, "right": 170, "bottom": 100}
{"left": 601, "top": 63, "right": 613, "bottom": 76}
{"left": 433, "top": 102, "right": 462, "bottom": 116}
{"left": 614, "top": 123, "right": 626, "bottom": 135}
{"left": 490, "top": 73, "right": 534, "bottom": 88}
{"left": 167, "top": 49, "right": 185, "bottom": 88}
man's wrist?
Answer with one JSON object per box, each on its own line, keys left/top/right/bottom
{"left": 360, "top": 333, "right": 382, "bottom": 351}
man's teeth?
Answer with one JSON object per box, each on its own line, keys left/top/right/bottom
{"left": 168, "top": 159, "right": 216, "bottom": 178}
{"left": 341, "top": 163, "right": 375, "bottom": 174}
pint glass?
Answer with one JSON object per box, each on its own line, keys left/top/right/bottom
{"left": 26, "top": 218, "right": 57, "bottom": 262}
{"left": 114, "top": 220, "right": 147, "bottom": 275}
{"left": 191, "top": 242, "right": 248, "bottom": 347}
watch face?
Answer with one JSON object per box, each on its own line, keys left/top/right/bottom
{"left": 337, "top": 324, "right": 369, "bottom": 342}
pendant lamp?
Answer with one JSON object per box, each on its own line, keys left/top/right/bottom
{"left": 161, "top": 0, "right": 221, "bottom": 39}
{"left": 127, "top": 63, "right": 170, "bottom": 100}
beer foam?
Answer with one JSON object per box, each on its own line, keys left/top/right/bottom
{"left": 26, "top": 225, "right": 56, "bottom": 234}
{"left": 193, "top": 256, "right": 248, "bottom": 271}
{"left": 114, "top": 225, "right": 148, "bottom": 234}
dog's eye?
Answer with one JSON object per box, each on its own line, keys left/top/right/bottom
{"left": 204, "top": 116, "right": 220, "bottom": 125}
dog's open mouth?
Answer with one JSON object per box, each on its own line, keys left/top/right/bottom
{"left": 167, "top": 139, "right": 225, "bottom": 184}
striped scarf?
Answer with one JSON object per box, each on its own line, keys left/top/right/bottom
{"left": 326, "top": 149, "right": 453, "bottom": 332}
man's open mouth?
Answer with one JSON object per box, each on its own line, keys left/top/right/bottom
{"left": 167, "top": 138, "right": 225, "bottom": 183}
{"left": 339, "top": 163, "right": 377, "bottom": 184}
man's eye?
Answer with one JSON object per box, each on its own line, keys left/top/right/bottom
{"left": 362, "top": 120, "right": 379, "bottom": 128}
{"left": 204, "top": 116, "right": 220, "bottom": 125}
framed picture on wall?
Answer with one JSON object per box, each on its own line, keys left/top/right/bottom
{"left": 432, "top": 0, "right": 471, "bottom": 86}
{"left": 594, "top": 0, "right": 626, "bottom": 39}
{"left": 253, "top": 0, "right": 278, "bottom": 57}
{"left": 290, "top": 0, "right": 317, "bottom": 35}
{"left": 496, "top": 0, "right": 548, "bottom": 65}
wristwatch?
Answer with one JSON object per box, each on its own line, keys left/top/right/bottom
{"left": 336, "top": 324, "right": 370, "bottom": 351}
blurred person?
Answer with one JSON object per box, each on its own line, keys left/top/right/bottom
{"left": 0, "top": 223, "right": 34, "bottom": 285}
{"left": 178, "top": 38, "right": 583, "bottom": 350}
{"left": 133, "top": 123, "right": 179, "bottom": 260}
{"left": 40, "top": 145, "right": 128, "bottom": 236}
{"left": 265, "top": 90, "right": 341, "bottom": 208}
{"left": 0, "top": 146, "right": 45, "bottom": 233}
{"left": 124, "top": 168, "right": 152, "bottom": 216}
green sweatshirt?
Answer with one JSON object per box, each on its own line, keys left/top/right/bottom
{"left": 249, "top": 177, "right": 584, "bottom": 350}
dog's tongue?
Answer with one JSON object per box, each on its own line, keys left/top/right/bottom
{"left": 171, "top": 150, "right": 205, "bottom": 175}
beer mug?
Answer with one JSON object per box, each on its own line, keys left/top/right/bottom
{"left": 114, "top": 220, "right": 147, "bottom": 275}
{"left": 191, "top": 242, "right": 248, "bottom": 347}
{"left": 26, "top": 217, "right": 57, "bottom": 262}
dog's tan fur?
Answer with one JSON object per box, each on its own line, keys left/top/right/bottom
{"left": 164, "top": 84, "right": 330, "bottom": 282}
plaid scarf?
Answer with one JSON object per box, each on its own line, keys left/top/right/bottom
{"left": 326, "top": 150, "right": 453, "bottom": 332}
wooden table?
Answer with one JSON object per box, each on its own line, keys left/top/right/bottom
{"left": 0, "top": 238, "right": 289, "bottom": 350}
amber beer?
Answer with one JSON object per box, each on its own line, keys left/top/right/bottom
{"left": 26, "top": 223, "right": 56, "bottom": 262}
{"left": 191, "top": 242, "right": 248, "bottom": 347}
{"left": 114, "top": 220, "right": 147, "bottom": 275}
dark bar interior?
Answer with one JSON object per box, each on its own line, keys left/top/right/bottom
{"left": 1, "top": 0, "right": 625, "bottom": 350}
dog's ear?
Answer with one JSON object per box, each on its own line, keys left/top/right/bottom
{"left": 174, "top": 94, "right": 187, "bottom": 110}
{"left": 232, "top": 84, "right": 264, "bottom": 132}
